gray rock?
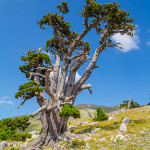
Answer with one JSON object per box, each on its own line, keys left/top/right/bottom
{"left": 0, "top": 141, "right": 8, "bottom": 150}
{"left": 116, "top": 134, "right": 125, "bottom": 141}
{"left": 108, "top": 116, "right": 114, "bottom": 120}
{"left": 120, "top": 135, "right": 125, "bottom": 141}
{"left": 80, "top": 129, "right": 85, "bottom": 134}
{"left": 30, "top": 130, "right": 38, "bottom": 135}
{"left": 57, "top": 136, "right": 70, "bottom": 143}
{"left": 122, "top": 117, "right": 130, "bottom": 125}
{"left": 69, "top": 125, "right": 75, "bottom": 130}
{"left": 120, "top": 123, "right": 127, "bottom": 132}
{"left": 77, "top": 122, "right": 83, "bottom": 127}
{"left": 92, "top": 127, "right": 101, "bottom": 133}
{"left": 100, "top": 138, "right": 106, "bottom": 142}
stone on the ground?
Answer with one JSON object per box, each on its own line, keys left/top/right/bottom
{"left": 77, "top": 122, "right": 83, "bottom": 127}
{"left": 116, "top": 134, "right": 125, "bottom": 141}
{"left": 69, "top": 125, "right": 75, "bottom": 130}
{"left": 108, "top": 116, "right": 114, "bottom": 120}
{"left": 30, "top": 130, "right": 39, "bottom": 139}
{"left": 0, "top": 141, "right": 8, "bottom": 150}
{"left": 92, "top": 127, "right": 101, "bottom": 133}
{"left": 58, "top": 136, "right": 70, "bottom": 143}
{"left": 100, "top": 138, "right": 106, "bottom": 142}
{"left": 80, "top": 129, "right": 85, "bottom": 134}
{"left": 120, "top": 123, "right": 127, "bottom": 132}
{"left": 122, "top": 117, "right": 130, "bottom": 125}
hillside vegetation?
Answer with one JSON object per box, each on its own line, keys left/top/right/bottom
{"left": 1, "top": 105, "right": 150, "bottom": 150}
{"left": 75, "top": 104, "right": 120, "bottom": 113}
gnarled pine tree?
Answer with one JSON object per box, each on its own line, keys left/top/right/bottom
{"left": 15, "top": 0, "right": 135, "bottom": 148}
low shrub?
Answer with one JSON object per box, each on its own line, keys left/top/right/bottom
{"left": 147, "top": 102, "right": 150, "bottom": 105}
{"left": 59, "top": 104, "right": 80, "bottom": 119}
{"left": 0, "top": 116, "right": 31, "bottom": 141}
{"left": 93, "top": 107, "right": 108, "bottom": 121}
{"left": 120, "top": 100, "right": 140, "bottom": 109}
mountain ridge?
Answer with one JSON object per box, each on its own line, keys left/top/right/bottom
{"left": 74, "top": 104, "right": 120, "bottom": 113}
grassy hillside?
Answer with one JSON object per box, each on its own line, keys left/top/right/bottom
{"left": 75, "top": 104, "right": 120, "bottom": 113}
{"left": 2, "top": 105, "right": 150, "bottom": 150}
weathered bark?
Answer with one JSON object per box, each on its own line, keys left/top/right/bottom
{"left": 25, "top": 108, "right": 68, "bottom": 149}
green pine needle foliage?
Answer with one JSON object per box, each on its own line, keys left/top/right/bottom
{"left": 93, "top": 107, "right": 108, "bottom": 121}
{"left": 120, "top": 100, "right": 140, "bottom": 109}
{"left": 56, "top": 1, "right": 70, "bottom": 14}
{"left": 59, "top": 104, "right": 80, "bottom": 119}
{"left": 15, "top": 80, "right": 44, "bottom": 99}
{"left": 0, "top": 116, "right": 31, "bottom": 141}
{"left": 21, "top": 52, "right": 50, "bottom": 64}
{"left": 19, "top": 52, "right": 51, "bottom": 78}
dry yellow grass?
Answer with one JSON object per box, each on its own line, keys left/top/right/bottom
{"left": 3, "top": 105, "right": 150, "bottom": 150}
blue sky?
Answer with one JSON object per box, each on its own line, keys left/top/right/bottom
{"left": 0, "top": 0, "right": 150, "bottom": 119}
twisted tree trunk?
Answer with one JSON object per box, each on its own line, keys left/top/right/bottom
{"left": 24, "top": 98, "right": 69, "bottom": 149}
{"left": 31, "top": 109, "right": 67, "bottom": 148}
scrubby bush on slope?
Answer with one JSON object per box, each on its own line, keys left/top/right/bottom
{"left": 0, "top": 116, "right": 31, "bottom": 141}
{"left": 120, "top": 100, "right": 140, "bottom": 109}
{"left": 93, "top": 107, "right": 108, "bottom": 121}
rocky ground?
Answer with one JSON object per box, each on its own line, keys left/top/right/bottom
{"left": 1, "top": 105, "right": 150, "bottom": 150}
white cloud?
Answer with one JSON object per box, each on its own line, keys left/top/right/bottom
{"left": 75, "top": 72, "right": 81, "bottom": 83}
{"left": 111, "top": 30, "right": 140, "bottom": 52}
{"left": 50, "top": 69, "right": 81, "bottom": 83}
{"left": 146, "top": 41, "right": 150, "bottom": 46}
{"left": 0, "top": 96, "right": 13, "bottom": 104}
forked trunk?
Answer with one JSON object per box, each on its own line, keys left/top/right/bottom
{"left": 22, "top": 94, "right": 69, "bottom": 149}
{"left": 25, "top": 109, "right": 68, "bottom": 149}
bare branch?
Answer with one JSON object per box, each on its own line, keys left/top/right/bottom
{"left": 72, "top": 30, "right": 108, "bottom": 95}
{"left": 57, "top": 10, "right": 114, "bottom": 96}
{"left": 49, "top": 14, "right": 63, "bottom": 51}
{"left": 64, "top": 59, "right": 77, "bottom": 96}
{"left": 17, "top": 95, "right": 35, "bottom": 109}
{"left": 28, "top": 100, "right": 73, "bottom": 118}
{"left": 51, "top": 55, "right": 60, "bottom": 93}
{"left": 68, "top": 8, "right": 114, "bottom": 56}
{"left": 74, "top": 49, "right": 83, "bottom": 54}
{"left": 81, "top": 104, "right": 93, "bottom": 118}
{"left": 61, "top": 102, "right": 72, "bottom": 105}
{"left": 45, "top": 69, "right": 54, "bottom": 98}
{"left": 69, "top": 53, "right": 83, "bottom": 60}
{"left": 17, "top": 100, "right": 26, "bottom": 109}
{"left": 28, "top": 105, "right": 48, "bottom": 118}
{"left": 64, "top": 95, "right": 75, "bottom": 102}
{"left": 85, "top": 57, "right": 93, "bottom": 61}
{"left": 22, "top": 47, "right": 42, "bottom": 55}
{"left": 29, "top": 72, "right": 45, "bottom": 80}
{"left": 72, "top": 56, "right": 85, "bottom": 72}
{"left": 37, "top": 65, "right": 54, "bottom": 71}
{"left": 77, "top": 84, "right": 92, "bottom": 95}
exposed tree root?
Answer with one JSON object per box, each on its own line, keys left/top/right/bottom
{"left": 21, "top": 131, "right": 87, "bottom": 150}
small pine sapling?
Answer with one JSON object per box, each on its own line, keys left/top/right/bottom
{"left": 93, "top": 107, "right": 108, "bottom": 121}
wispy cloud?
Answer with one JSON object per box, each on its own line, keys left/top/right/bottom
{"left": 0, "top": 96, "right": 13, "bottom": 104}
{"left": 111, "top": 30, "right": 140, "bottom": 52}
{"left": 146, "top": 41, "right": 150, "bottom": 46}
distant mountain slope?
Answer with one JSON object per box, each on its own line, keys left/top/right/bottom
{"left": 74, "top": 104, "right": 120, "bottom": 113}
